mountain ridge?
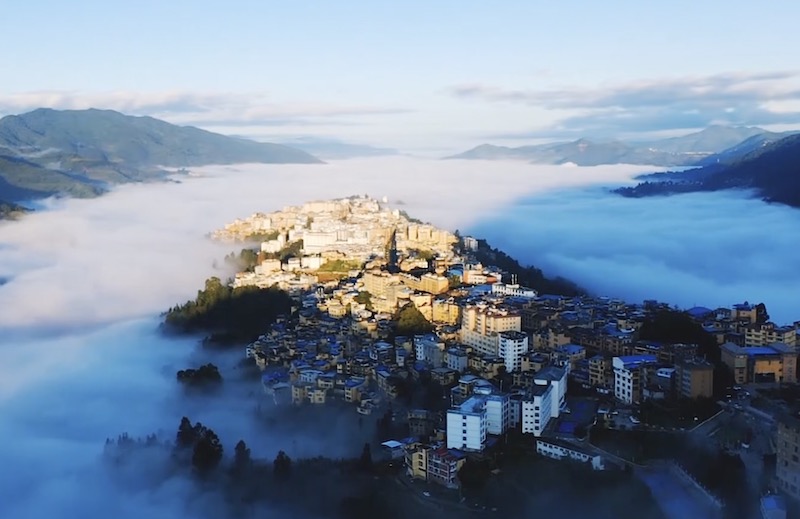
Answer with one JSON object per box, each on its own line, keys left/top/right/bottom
{"left": 446, "top": 125, "right": 793, "bottom": 167}
{"left": 0, "top": 108, "right": 322, "bottom": 202}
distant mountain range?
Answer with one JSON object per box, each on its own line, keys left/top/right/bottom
{"left": 447, "top": 126, "right": 797, "bottom": 167}
{"left": 615, "top": 133, "right": 800, "bottom": 208}
{"left": 0, "top": 108, "right": 321, "bottom": 203}
{"left": 273, "top": 137, "right": 399, "bottom": 160}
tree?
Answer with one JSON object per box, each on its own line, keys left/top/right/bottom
{"left": 231, "top": 439, "right": 251, "bottom": 475}
{"left": 394, "top": 304, "right": 434, "bottom": 336}
{"left": 273, "top": 450, "right": 292, "bottom": 480}
{"left": 176, "top": 416, "right": 197, "bottom": 449}
{"left": 458, "top": 459, "right": 491, "bottom": 495}
{"left": 354, "top": 291, "right": 373, "bottom": 311}
{"left": 358, "top": 443, "right": 373, "bottom": 471}
{"left": 192, "top": 427, "right": 223, "bottom": 473}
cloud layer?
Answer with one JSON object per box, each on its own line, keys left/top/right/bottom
{"left": 1, "top": 156, "right": 798, "bottom": 518}
{"left": 451, "top": 70, "right": 800, "bottom": 138}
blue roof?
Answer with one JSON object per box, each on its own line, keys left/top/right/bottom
{"left": 687, "top": 306, "right": 713, "bottom": 317}
{"left": 745, "top": 347, "right": 782, "bottom": 356}
{"left": 558, "top": 344, "right": 584, "bottom": 354}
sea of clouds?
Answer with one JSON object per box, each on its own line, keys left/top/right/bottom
{"left": 1, "top": 156, "right": 798, "bottom": 518}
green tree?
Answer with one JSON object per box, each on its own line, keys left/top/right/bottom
{"left": 394, "top": 304, "right": 434, "bottom": 336}
{"left": 231, "top": 439, "right": 251, "bottom": 475}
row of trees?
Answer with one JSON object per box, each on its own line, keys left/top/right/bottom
{"left": 176, "top": 363, "right": 222, "bottom": 387}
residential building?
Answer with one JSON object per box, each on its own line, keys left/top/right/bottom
{"left": 460, "top": 303, "right": 521, "bottom": 355}
{"left": 745, "top": 322, "right": 797, "bottom": 347}
{"left": 551, "top": 344, "right": 586, "bottom": 370}
{"left": 675, "top": 358, "right": 714, "bottom": 399}
{"left": 490, "top": 282, "right": 537, "bottom": 300}
{"left": 445, "top": 346, "right": 469, "bottom": 373}
{"left": 498, "top": 331, "right": 529, "bottom": 372}
{"left": 534, "top": 365, "right": 568, "bottom": 417}
{"left": 721, "top": 343, "right": 797, "bottom": 384}
{"left": 588, "top": 355, "right": 614, "bottom": 389}
{"left": 414, "top": 333, "right": 444, "bottom": 368}
{"left": 536, "top": 438, "right": 606, "bottom": 470}
{"left": 521, "top": 384, "right": 553, "bottom": 436}
{"left": 404, "top": 442, "right": 467, "bottom": 489}
{"left": 777, "top": 415, "right": 800, "bottom": 501}
{"left": 446, "top": 395, "right": 488, "bottom": 451}
{"left": 613, "top": 355, "right": 658, "bottom": 405}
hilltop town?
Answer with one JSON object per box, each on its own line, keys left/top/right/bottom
{"left": 203, "top": 195, "right": 799, "bottom": 519}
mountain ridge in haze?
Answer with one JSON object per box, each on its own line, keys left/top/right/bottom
{"left": 447, "top": 125, "right": 795, "bottom": 167}
{"left": 0, "top": 108, "right": 322, "bottom": 202}
{"left": 615, "top": 133, "right": 800, "bottom": 208}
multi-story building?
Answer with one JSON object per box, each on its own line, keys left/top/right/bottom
{"left": 534, "top": 365, "right": 568, "bottom": 417}
{"left": 551, "top": 344, "right": 586, "bottom": 370}
{"left": 446, "top": 395, "right": 488, "bottom": 451}
{"left": 777, "top": 415, "right": 800, "bottom": 501}
{"left": 476, "top": 389, "right": 511, "bottom": 436}
{"left": 404, "top": 442, "right": 467, "bottom": 489}
{"left": 613, "top": 355, "right": 658, "bottom": 405}
{"left": 520, "top": 384, "right": 553, "bottom": 436}
{"left": 536, "top": 438, "right": 606, "bottom": 470}
{"left": 675, "top": 358, "right": 714, "bottom": 399}
{"left": 498, "top": 331, "right": 529, "bottom": 372}
{"left": 445, "top": 346, "right": 469, "bottom": 373}
{"left": 460, "top": 303, "right": 521, "bottom": 355}
{"left": 745, "top": 322, "right": 797, "bottom": 347}
{"left": 588, "top": 355, "right": 614, "bottom": 389}
{"left": 721, "top": 343, "right": 797, "bottom": 384}
{"left": 490, "top": 282, "right": 537, "bottom": 300}
{"left": 414, "top": 333, "right": 444, "bottom": 367}
{"left": 432, "top": 298, "right": 462, "bottom": 324}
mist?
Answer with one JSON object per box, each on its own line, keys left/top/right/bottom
{"left": 0, "top": 156, "right": 798, "bottom": 518}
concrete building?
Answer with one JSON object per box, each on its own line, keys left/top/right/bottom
{"left": 446, "top": 395, "right": 488, "bottom": 451}
{"left": 745, "top": 322, "right": 797, "bottom": 347}
{"left": 675, "top": 358, "right": 714, "bottom": 399}
{"left": 534, "top": 365, "right": 567, "bottom": 417}
{"left": 613, "top": 355, "right": 658, "bottom": 405}
{"left": 490, "top": 282, "right": 537, "bottom": 300}
{"left": 414, "top": 333, "right": 444, "bottom": 368}
{"left": 498, "top": 331, "right": 529, "bottom": 372}
{"left": 521, "top": 384, "right": 553, "bottom": 436}
{"left": 536, "top": 439, "right": 606, "bottom": 470}
{"left": 445, "top": 346, "right": 469, "bottom": 373}
{"left": 721, "top": 343, "right": 797, "bottom": 384}
{"left": 460, "top": 303, "right": 521, "bottom": 356}
{"left": 777, "top": 416, "right": 800, "bottom": 501}
{"left": 588, "top": 355, "right": 614, "bottom": 389}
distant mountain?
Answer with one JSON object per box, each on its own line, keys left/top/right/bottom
{"left": 0, "top": 108, "right": 321, "bottom": 201}
{"left": 615, "top": 133, "right": 800, "bottom": 208}
{"left": 446, "top": 125, "right": 782, "bottom": 167}
{"left": 694, "top": 130, "right": 798, "bottom": 166}
{"left": 0, "top": 199, "right": 28, "bottom": 220}
{"left": 273, "top": 137, "right": 399, "bottom": 159}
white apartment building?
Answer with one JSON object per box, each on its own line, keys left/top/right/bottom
{"left": 490, "top": 283, "right": 538, "bottom": 300}
{"left": 613, "top": 355, "right": 657, "bottom": 405}
{"left": 533, "top": 366, "right": 567, "bottom": 418}
{"left": 460, "top": 303, "right": 521, "bottom": 356}
{"left": 414, "top": 333, "right": 444, "bottom": 368}
{"left": 521, "top": 384, "right": 553, "bottom": 437}
{"left": 473, "top": 388, "right": 511, "bottom": 436}
{"left": 446, "top": 396, "right": 488, "bottom": 451}
{"left": 445, "top": 347, "right": 469, "bottom": 373}
{"left": 498, "top": 331, "right": 529, "bottom": 372}
{"left": 536, "top": 439, "right": 606, "bottom": 470}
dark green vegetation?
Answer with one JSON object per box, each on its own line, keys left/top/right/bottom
{"left": 0, "top": 108, "right": 320, "bottom": 201}
{"left": 638, "top": 308, "right": 733, "bottom": 396}
{"left": 263, "top": 239, "right": 304, "bottom": 262}
{"left": 223, "top": 248, "right": 261, "bottom": 272}
{"left": 447, "top": 125, "right": 782, "bottom": 167}
{"left": 163, "top": 276, "right": 293, "bottom": 344}
{"left": 394, "top": 303, "right": 434, "bottom": 336}
{"left": 0, "top": 199, "right": 28, "bottom": 219}
{"left": 176, "top": 363, "right": 223, "bottom": 387}
{"left": 616, "top": 133, "right": 800, "bottom": 208}
{"left": 475, "top": 239, "right": 584, "bottom": 296}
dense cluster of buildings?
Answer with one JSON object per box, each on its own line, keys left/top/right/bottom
{"left": 217, "top": 197, "right": 800, "bottom": 501}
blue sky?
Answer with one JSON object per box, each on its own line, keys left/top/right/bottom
{"left": 2, "top": 0, "right": 800, "bottom": 153}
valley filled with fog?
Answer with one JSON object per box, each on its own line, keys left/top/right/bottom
{"left": 1, "top": 156, "right": 798, "bottom": 518}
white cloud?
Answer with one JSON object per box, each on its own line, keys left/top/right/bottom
{"left": 1, "top": 156, "right": 798, "bottom": 517}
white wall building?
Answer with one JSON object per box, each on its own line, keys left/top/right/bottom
{"left": 446, "top": 396, "right": 487, "bottom": 451}
{"left": 536, "top": 439, "right": 606, "bottom": 470}
{"left": 414, "top": 333, "right": 444, "bottom": 368}
{"left": 490, "top": 283, "right": 538, "bottom": 300}
{"left": 474, "top": 389, "right": 510, "bottom": 436}
{"left": 533, "top": 366, "right": 567, "bottom": 417}
{"left": 521, "top": 384, "right": 553, "bottom": 437}
{"left": 498, "top": 331, "right": 529, "bottom": 372}
{"left": 613, "top": 355, "right": 657, "bottom": 405}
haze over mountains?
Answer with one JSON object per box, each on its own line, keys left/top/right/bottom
{"left": 448, "top": 125, "right": 796, "bottom": 167}
{"left": 616, "top": 133, "right": 800, "bottom": 208}
{"left": 0, "top": 108, "right": 320, "bottom": 203}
